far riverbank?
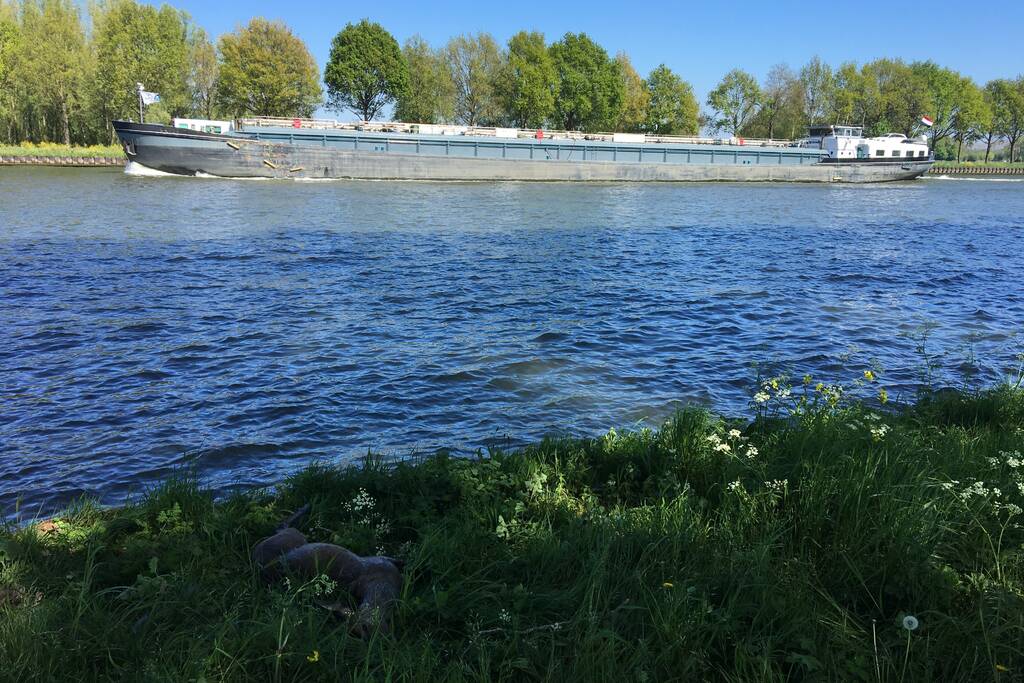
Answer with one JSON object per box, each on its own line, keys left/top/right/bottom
{"left": 0, "top": 144, "right": 124, "bottom": 167}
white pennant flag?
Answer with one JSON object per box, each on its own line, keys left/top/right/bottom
{"left": 140, "top": 90, "right": 160, "bottom": 105}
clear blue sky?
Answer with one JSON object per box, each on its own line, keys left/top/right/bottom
{"left": 166, "top": 0, "right": 1023, "bottom": 108}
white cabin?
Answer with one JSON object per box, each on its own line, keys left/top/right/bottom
{"left": 798, "top": 125, "right": 929, "bottom": 160}
{"left": 172, "top": 118, "right": 234, "bottom": 134}
{"left": 856, "top": 132, "right": 930, "bottom": 160}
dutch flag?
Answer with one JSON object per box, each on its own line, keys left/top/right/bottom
{"left": 920, "top": 115, "right": 934, "bottom": 127}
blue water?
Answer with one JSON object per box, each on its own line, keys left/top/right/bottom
{"left": 2, "top": 168, "right": 1022, "bottom": 515}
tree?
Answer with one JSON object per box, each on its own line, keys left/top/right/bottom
{"left": 833, "top": 61, "right": 877, "bottom": 129}
{"left": 951, "top": 77, "right": 989, "bottom": 162}
{"left": 913, "top": 61, "right": 964, "bottom": 146}
{"left": 0, "top": 2, "right": 21, "bottom": 142}
{"left": 980, "top": 80, "right": 1008, "bottom": 162}
{"left": 706, "top": 69, "right": 760, "bottom": 136}
{"left": 615, "top": 52, "right": 648, "bottom": 132}
{"left": 0, "top": 2, "right": 15, "bottom": 86}
{"left": 217, "top": 18, "right": 321, "bottom": 118}
{"left": 799, "top": 56, "right": 835, "bottom": 125}
{"left": 324, "top": 19, "right": 406, "bottom": 122}
{"left": 496, "top": 30, "right": 555, "bottom": 129}
{"left": 444, "top": 33, "right": 502, "bottom": 126}
{"left": 992, "top": 76, "right": 1024, "bottom": 163}
{"left": 187, "top": 26, "right": 218, "bottom": 119}
{"left": 92, "top": 0, "right": 192, "bottom": 137}
{"left": 549, "top": 32, "right": 623, "bottom": 131}
{"left": 643, "top": 64, "right": 698, "bottom": 135}
{"left": 17, "top": 0, "right": 87, "bottom": 144}
{"left": 858, "top": 59, "right": 930, "bottom": 136}
{"left": 751, "top": 63, "right": 802, "bottom": 139}
{"left": 394, "top": 35, "right": 453, "bottom": 124}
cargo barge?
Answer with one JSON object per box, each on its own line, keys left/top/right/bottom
{"left": 113, "top": 118, "right": 933, "bottom": 183}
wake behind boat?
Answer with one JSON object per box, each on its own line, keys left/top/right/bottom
{"left": 113, "top": 117, "right": 933, "bottom": 183}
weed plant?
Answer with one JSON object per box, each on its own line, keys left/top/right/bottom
{"left": 2, "top": 381, "right": 1024, "bottom": 681}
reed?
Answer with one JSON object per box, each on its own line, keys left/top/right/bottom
{"left": 2, "top": 383, "right": 1023, "bottom": 681}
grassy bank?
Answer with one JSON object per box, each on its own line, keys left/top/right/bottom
{"left": 0, "top": 142, "right": 123, "bottom": 158}
{"left": 932, "top": 160, "right": 1024, "bottom": 169}
{"left": 3, "top": 383, "right": 1024, "bottom": 681}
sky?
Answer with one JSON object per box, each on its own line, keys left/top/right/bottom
{"left": 165, "top": 0, "right": 1024, "bottom": 113}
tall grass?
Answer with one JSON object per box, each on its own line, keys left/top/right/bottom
{"left": 2, "top": 385, "right": 1023, "bottom": 681}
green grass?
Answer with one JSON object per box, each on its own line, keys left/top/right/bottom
{"left": 3, "top": 384, "right": 1024, "bottom": 681}
{"left": 0, "top": 142, "right": 123, "bottom": 158}
{"left": 932, "top": 160, "right": 1024, "bottom": 168}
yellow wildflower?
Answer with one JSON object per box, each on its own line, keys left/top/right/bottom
{"left": 879, "top": 388, "right": 889, "bottom": 404}
{"left": 307, "top": 650, "right": 320, "bottom": 663}
{"left": 802, "top": 374, "right": 812, "bottom": 385}
{"left": 996, "top": 664, "right": 1009, "bottom": 672}
{"left": 864, "top": 370, "right": 876, "bottom": 382}
{"left": 662, "top": 582, "right": 674, "bottom": 589}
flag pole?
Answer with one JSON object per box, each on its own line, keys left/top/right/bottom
{"left": 137, "top": 82, "right": 144, "bottom": 123}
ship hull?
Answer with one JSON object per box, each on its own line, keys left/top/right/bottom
{"left": 113, "top": 121, "right": 933, "bottom": 183}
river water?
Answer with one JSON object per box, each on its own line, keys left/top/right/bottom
{"left": 2, "top": 167, "right": 1022, "bottom": 514}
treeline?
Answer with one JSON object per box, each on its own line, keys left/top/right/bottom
{"left": 0, "top": 0, "right": 320, "bottom": 145}
{"left": 711, "top": 59, "right": 1024, "bottom": 162}
{"left": 1, "top": 1, "right": 1022, "bottom": 162}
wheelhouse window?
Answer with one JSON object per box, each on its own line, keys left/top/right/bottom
{"left": 918, "top": 150, "right": 926, "bottom": 157}
{"left": 906, "top": 150, "right": 914, "bottom": 157}
{"left": 875, "top": 149, "right": 885, "bottom": 157}
{"left": 891, "top": 150, "right": 900, "bottom": 157}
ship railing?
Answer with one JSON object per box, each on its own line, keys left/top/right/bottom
{"left": 237, "top": 117, "right": 794, "bottom": 148}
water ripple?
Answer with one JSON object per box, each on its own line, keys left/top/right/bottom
{"left": 1, "top": 168, "right": 1023, "bottom": 515}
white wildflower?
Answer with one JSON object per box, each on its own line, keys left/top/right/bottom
{"left": 727, "top": 479, "right": 743, "bottom": 492}
{"left": 753, "top": 392, "right": 770, "bottom": 404}
{"left": 715, "top": 443, "right": 732, "bottom": 453}
{"left": 902, "top": 615, "right": 919, "bottom": 631}
{"left": 745, "top": 446, "right": 759, "bottom": 459}
{"left": 728, "top": 429, "right": 742, "bottom": 439}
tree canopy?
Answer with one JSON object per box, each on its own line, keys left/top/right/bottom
{"left": 644, "top": 64, "right": 698, "bottom": 136}
{"left": 0, "top": 6, "right": 1021, "bottom": 162}
{"left": 187, "top": 27, "right": 218, "bottom": 119}
{"left": 15, "top": 0, "right": 87, "bottom": 144}
{"left": 444, "top": 33, "right": 502, "bottom": 126}
{"left": 92, "top": 0, "right": 192, "bottom": 128}
{"left": 615, "top": 53, "right": 648, "bottom": 133}
{"left": 496, "top": 30, "right": 555, "bottom": 129}
{"left": 324, "top": 19, "right": 407, "bottom": 122}
{"left": 707, "top": 69, "right": 761, "bottom": 136}
{"left": 217, "top": 17, "right": 321, "bottom": 118}
{"left": 394, "top": 35, "right": 453, "bottom": 124}
{"left": 549, "top": 32, "right": 623, "bottom": 131}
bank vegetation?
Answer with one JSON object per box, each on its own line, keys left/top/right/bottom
{"left": 2, "top": 377, "right": 1024, "bottom": 679}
